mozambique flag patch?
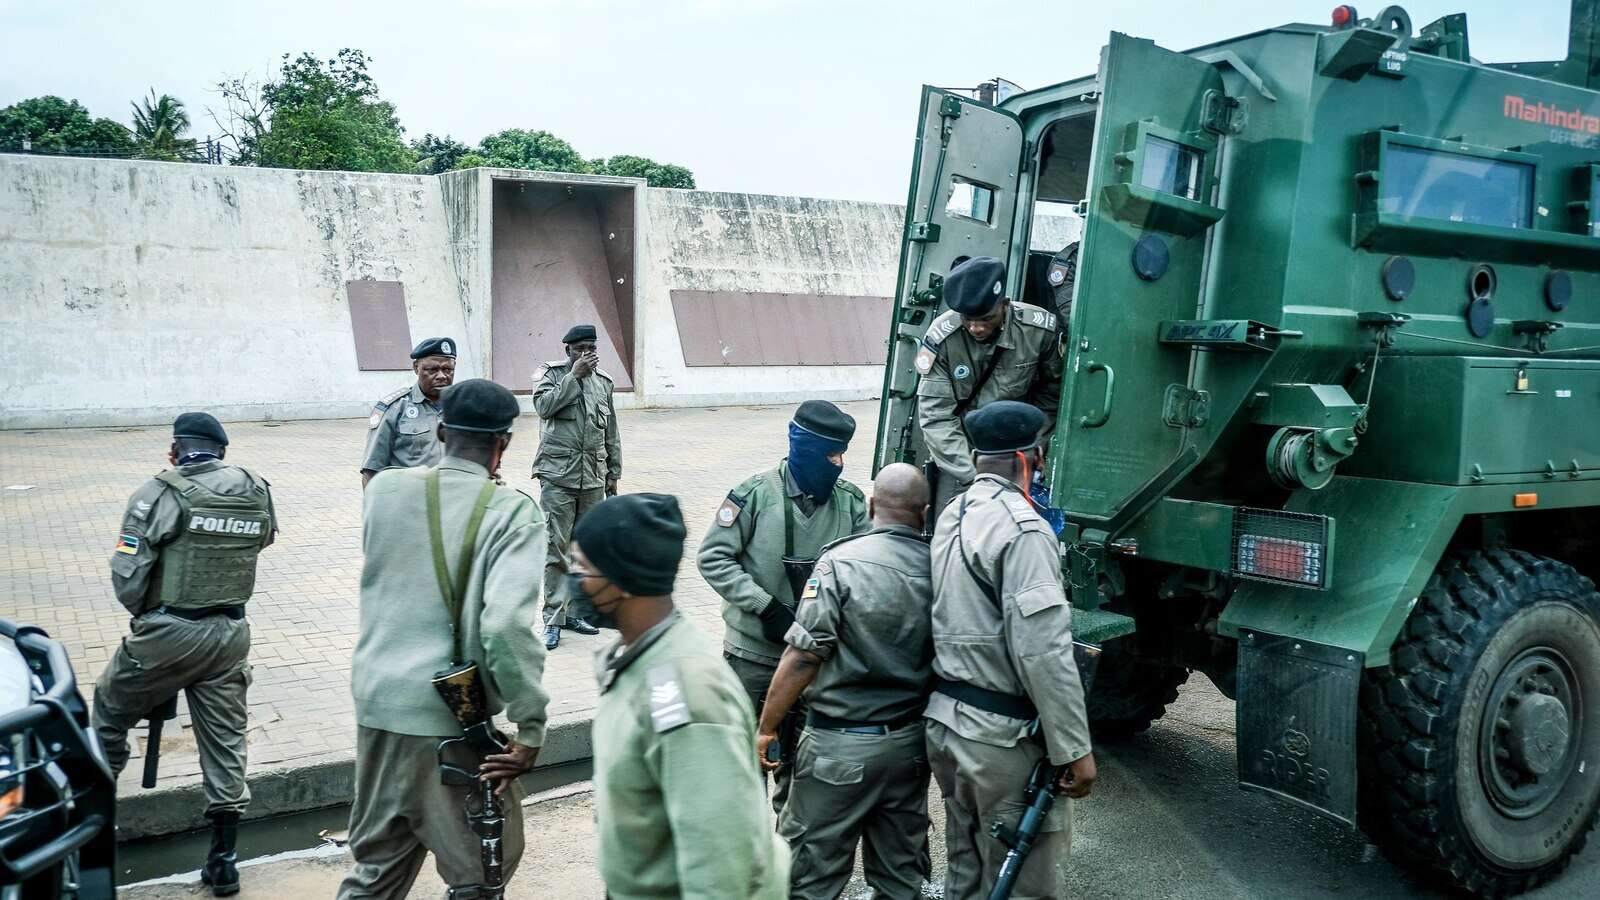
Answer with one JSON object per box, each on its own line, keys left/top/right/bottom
{"left": 801, "top": 577, "right": 819, "bottom": 601}
{"left": 114, "top": 533, "right": 141, "bottom": 555}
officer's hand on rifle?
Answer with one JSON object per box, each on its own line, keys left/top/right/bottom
{"left": 1056, "top": 751, "right": 1097, "bottom": 799}
{"left": 478, "top": 741, "right": 540, "bottom": 796}
{"left": 755, "top": 730, "right": 781, "bottom": 774}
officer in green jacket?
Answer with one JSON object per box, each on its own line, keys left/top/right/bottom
{"left": 697, "top": 400, "right": 869, "bottom": 814}
{"left": 532, "top": 324, "right": 620, "bottom": 650}
{"left": 361, "top": 337, "right": 457, "bottom": 487}
{"left": 914, "top": 257, "right": 1062, "bottom": 513}
{"left": 92, "top": 412, "right": 277, "bottom": 896}
{"left": 757, "top": 463, "right": 935, "bottom": 900}
{"left": 339, "top": 379, "right": 549, "bottom": 900}
{"left": 576, "top": 493, "right": 790, "bottom": 899}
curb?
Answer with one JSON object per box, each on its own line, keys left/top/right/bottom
{"left": 117, "top": 714, "right": 594, "bottom": 841}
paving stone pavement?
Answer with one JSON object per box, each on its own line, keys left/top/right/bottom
{"left": 0, "top": 400, "right": 880, "bottom": 799}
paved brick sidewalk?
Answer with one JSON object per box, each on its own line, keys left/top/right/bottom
{"left": 0, "top": 401, "right": 880, "bottom": 799}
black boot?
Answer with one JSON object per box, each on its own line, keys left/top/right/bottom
{"left": 565, "top": 616, "right": 600, "bottom": 636}
{"left": 200, "top": 811, "right": 240, "bottom": 896}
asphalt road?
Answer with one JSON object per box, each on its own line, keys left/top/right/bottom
{"left": 123, "top": 677, "right": 1599, "bottom": 900}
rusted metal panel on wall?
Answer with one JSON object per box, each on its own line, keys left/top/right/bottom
{"left": 671, "top": 292, "right": 892, "bottom": 366}
{"left": 346, "top": 280, "right": 414, "bottom": 371}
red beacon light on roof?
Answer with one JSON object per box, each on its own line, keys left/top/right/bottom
{"left": 1332, "top": 5, "right": 1358, "bottom": 27}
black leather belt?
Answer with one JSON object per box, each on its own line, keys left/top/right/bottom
{"left": 157, "top": 605, "right": 246, "bottom": 621}
{"left": 933, "top": 676, "right": 1037, "bottom": 720}
{"left": 807, "top": 710, "right": 924, "bottom": 735}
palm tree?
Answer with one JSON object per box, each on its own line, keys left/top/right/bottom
{"left": 131, "top": 90, "right": 200, "bottom": 161}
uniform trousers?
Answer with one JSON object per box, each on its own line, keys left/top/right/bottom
{"left": 91, "top": 611, "right": 251, "bottom": 815}
{"left": 723, "top": 653, "right": 806, "bottom": 817}
{"left": 540, "top": 481, "right": 606, "bottom": 626}
{"left": 336, "top": 726, "right": 526, "bottom": 899}
{"left": 780, "top": 722, "right": 931, "bottom": 900}
{"left": 925, "top": 719, "right": 1072, "bottom": 900}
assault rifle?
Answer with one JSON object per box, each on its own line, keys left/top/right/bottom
{"left": 141, "top": 695, "right": 179, "bottom": 789}
{"left": 433, "top": 660, "right": 509, "bottom": 900}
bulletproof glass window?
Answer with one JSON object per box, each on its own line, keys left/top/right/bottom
{"left": 1139, "top": 136, "right": 1203, "bottom": 201}
{"left": 947, "top": 177, "right": 996, "bottom": 224}
{"left": 1379, "top": 145, "right": 1534, "bottom": 229}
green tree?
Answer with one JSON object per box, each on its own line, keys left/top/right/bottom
{"left": 0, "top": 95, "right": 133, "bottom": 156}
{"left": 411, "top": 133, "right": 469, "bottom": 174}
{"left": 596, "top": 154, "right": 695, "bottom": 188}
{"left": 455, "top": 128, "right": 589, "bottom": 173}
{"left": 130, "top": 90, "right": 200, "bottom": 161}
{"left": 220, "top": 49, "right": 416, "bottom": 172}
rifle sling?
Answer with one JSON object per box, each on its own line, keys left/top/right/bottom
{"left": 426, "top": 469, "right": 497, "bottom": 663}
{"left": 952, "top": 347, "right": 1005, "bottom": 420}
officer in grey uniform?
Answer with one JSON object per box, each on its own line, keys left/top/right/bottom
{"left": 926, "top": 401, "right": 1096, "bottom": 900}
{"left": 756, "top": 463, "right": 934, "bottom": 900}
{"left": 92, "top": 412, "right": 277, "bottom": 896}
{"left": 532, "top": 324, "right": 620, "bottom": 650}
{"left": 914, "top": 257, "right": 1062, "bottom": 513}
{"left": 360, "top": 337, "right": 457, "bottom": 487}
{"left": 697, "top": 400, "right": 870, "bottom": 815}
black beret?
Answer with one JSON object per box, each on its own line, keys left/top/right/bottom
{"left": 945, "top": 256, "right": 1007, "bottom": 316}
{"left": 963, "top": 401, "right": 1047, "bottom": 455}
{"left": 793, "top": 400, "right": 856, "bottom": 444}
{"left": 562, "top": 324, "right": 598, "bottom": 344}
{"left": 575, "top": 493, "right": 686, "bottom": 596}
{"left": 440, "top": 378, "right": 521, "bottom": 434}
{"left": 411, "top": 337, "right": 457, "bottom": 359}
{"left": 172, "top": 412, "right": 228, "bottom": 446}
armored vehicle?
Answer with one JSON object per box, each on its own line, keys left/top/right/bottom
{"left": 875, "top": 2, "right": 1600, "bottom": 894}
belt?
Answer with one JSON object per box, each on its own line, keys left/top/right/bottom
{"left": 932, "top": 676, "right": 1037, "bottom": 721}
{"left": 807, "top": 710, "right": 924, "bottom": 735}
{"left": 156, "top": 605, "right": 246, "bottom": 621}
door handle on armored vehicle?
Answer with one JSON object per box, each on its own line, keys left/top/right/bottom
{"left": 1078, "top": 362, "right": 1115, "bottom": 428}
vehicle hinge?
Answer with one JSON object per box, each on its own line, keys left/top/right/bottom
{"left": 1162, "top": 385, "right": 1211, "bottom": 429}
{"left": 1020, "top": 139, "right": 1035, "bottom": 167}
{"left": 1201, "top": 89, "right": 1248, "bottom": 135}
{"left": 908, "top": 222, "right": 942, "bottom": 244}
{"left": 939, "top": 95, "right": 963, "bottom": 120}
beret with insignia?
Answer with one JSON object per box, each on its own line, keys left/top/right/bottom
{"left": 562, "top": 324, "right": 598, "bottom": 344}
{"left": 793, "top": 400, "right": 856, "bottom": 444}
{"left": 411, "top": 336, "right": 457, "bottom": 359}
{"left": 945, "top": 256, "right": 1007, "bottom": 317}
{"left": 440, "top": 378, "right": 520, "bottom": 433}
{"left": 964, "top": 400, "right": 1047, "bottom": 455}
{"left": 173, "top": 412, "right": 228, "bottom": 446}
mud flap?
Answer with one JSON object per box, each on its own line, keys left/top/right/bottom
{"left": 1236, "top": 630, "right": 1362, "bottom": 826}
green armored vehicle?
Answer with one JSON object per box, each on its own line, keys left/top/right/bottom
{"left": 874, "top": 2, "right": 1600, "bottom": 894}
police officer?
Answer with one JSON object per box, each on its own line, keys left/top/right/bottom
{"left": 92, "top": 412, "right": 277, "bottom": 896}
{"left": 926, "top": 401, "right": 1096, "bottom": 900}
{"left": 578, "top": 493, "right": 790, "bottom": 899}
{"left": 915, "top": 257, "right": 1062, "bottom": 512}
{"left": 532, "top": 324, "right": 621, "bottom": 650}
{"left": 756, "top": 463, "right": 934, "bottom": 900}
{"left": 360, "top": 336, "right": 457, "bottom": 487}
{"left": 339, "top": 379, "right": 549, "bottom": 900}
{"left": 697, "top": 400, "right": 869, "bottom": 814}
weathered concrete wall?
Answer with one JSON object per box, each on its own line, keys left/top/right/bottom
{"left": 2, "top": 155, "right": 1082, "bottom": 426}
{"left": 0, "top": 156, "right": 473, "bottom": 428}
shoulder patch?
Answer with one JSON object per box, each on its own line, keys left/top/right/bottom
{"left": 800, "top": 577, "right": 819, "bottom": 601}
{"left": 532, "top": 363, "right": 551, "bottom": 382}
{"left": 914, "top": 345, "right": 937, "bottom": 375}
{"left": 1013, "top": 302, "right": 1057, "bottom": 331}
{"left": 922, "top": 310, "right": 962, "bottom": 347}
{"left": 715, "top": 489, "right": 748, "bottom": 527}
{"left": 647, "top": 663, "right": 692, "bottom": 734}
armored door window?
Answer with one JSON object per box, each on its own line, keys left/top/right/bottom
{"left": 1139, "top": 136, "right": 1203, "bottom": 201}
{"left": 947, "top": 177, "right": 997, "bottom": 224}
{"left": 1379, "top": 143, "right": 1534, "bottom": 228}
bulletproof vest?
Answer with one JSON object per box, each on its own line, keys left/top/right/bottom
{"left": 148, "top": 468, "right": 272, "bottom": 608}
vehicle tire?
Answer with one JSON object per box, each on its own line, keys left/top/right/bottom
{"left": 1086, "top": 636, "right": 1189, "bottom": 739}
{"left": 1359, "top": 549, "right": 1600, "bottom": 898}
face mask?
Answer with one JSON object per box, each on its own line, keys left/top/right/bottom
{"left": 787, "top": 422, "right": 847, "bottom": 503}
{"left": 566, "top": 571, "right": 618, "bottom": 630}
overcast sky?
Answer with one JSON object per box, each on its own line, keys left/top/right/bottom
{"left": 0, "top": 0, "right": 1573, "bottom": 203}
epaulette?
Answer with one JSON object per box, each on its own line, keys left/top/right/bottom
{"left": 1012, "top": 301, "right": 1057, "bottom": 331}
{"left": 532, "top": 360, "right": 567, "bottom": 382}
{"left": 595, "top": 368, "right": 614, "bottom": 383}
{"left": 999, "top": 488, "right": 1044, "bottom": 527}
{"left": 646, "top": 662, "right": 692, "bottom": 733}
{"left": 915, "top": 311, "right": 963, "bottom": 374}
{"left": 374, "top": 384, "right": 412, "bottom": 410}
{"left": 817, "top": 530, "right": 866, "bottom": 556}
{"left": 835, "top": 479, "right": 865, "bottom": 502}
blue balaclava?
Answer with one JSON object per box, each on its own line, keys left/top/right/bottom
{"left": 788, "top": 422, "right": 847, "bottom": 503}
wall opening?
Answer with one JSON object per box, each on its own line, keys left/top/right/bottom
{"left": 490, "top": 178, "right": 636, "bottom": 392}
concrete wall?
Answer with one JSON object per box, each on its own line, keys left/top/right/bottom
{"left": 0, "top": 155, "right": 472, "bottom": 428}
{"left": 2, "top": 155, "right": 1083, "bottom": 427}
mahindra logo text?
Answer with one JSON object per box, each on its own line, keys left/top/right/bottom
{"left": 1504, "top": 94, "right": 1600, "bottom": 135}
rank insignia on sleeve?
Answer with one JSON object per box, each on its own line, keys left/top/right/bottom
{"left": 115, "top": 533, "right": 141, "bottom": 555}
{"left": 914, "top": 346, "right": 936, "bottom": 375}
{"left": 715, "top": 491, "right": 746, "bottom": 527}
{"left": 131, "top": 500, "right": 152, "bottom": 520}
{"left": 801, "top": 578, "right": 819, "bottom": 601}
{"left": 647, "top": 664, "right": 691, "bottom": 733}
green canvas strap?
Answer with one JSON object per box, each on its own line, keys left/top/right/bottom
{"left": 426, "top": 469, "right": 497, "bottom": 663}
{"left": 780, "top": 461, "right": 796, "bottom": 558}
{"left": 154, "top": 469, "right": 198, "bottom": 495}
